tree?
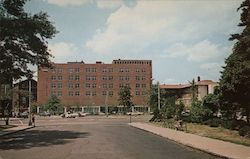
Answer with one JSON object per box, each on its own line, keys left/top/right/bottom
{"left": 0, "top": 0, "right": 57, "bottom": 81}
{"left": 118, "top": 86, "right": 133, "bottom": 112}
{"left": 203, "top": 94, "right": 219, "bottom": 116}
{"left": 44, "top": 95, "right": 63, "bottom": 114}
{"left": 219, "top": 0, "right": 250, "bottom": 123}
{"left": 148, "top": 84, "right": 159, "bottom": 118}
{"left": 0, "top": 0, "right": 57, "bottom": 122}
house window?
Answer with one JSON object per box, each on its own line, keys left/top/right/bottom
{"left": 141, "top": 68, "right": 146, "bottom": 72}
{"left": 136, "top": 68, "right": 140, "bottom": 72}
{"left": 142, "top": 76, "right": 146, "bottom": 80}
{"left": 136, "top": 91, "right": 140, "bottom": 95}
{"left": 85, "top": 68, "right": 91, "bottom": 72}
{"left": 141, "top": 84, "right": 146, "bottom": 88}
{"left": 86, "top": 76, "right": 91, "bottom": 81}
{"left": 51, "top": 91, "right": 57, "bottom": 96}
{"left": 103, "top": 84, "right": 107, "bottom": 88}
{"left": 75, "top": 68, "right": 80, "bottom": 73}
{"left": 92, "top": 91, "right": 96, "bottom": 96}
{"left": 136, "top": 76, "right": 140, "bottom": 80}
{"left": 58, "top": 68, "right": 63, "bottom": 73}
{"left": 92, "top": 68, "right": 96, "bottom": 72}
{"left": 109, "top": 84, "right": 113, "bottom": 88}
{"left": 68, "top": 68, "right": 74, "bottom": 73}
{"left": 108, "top": 76, "right": 113, "bottom": 80}
{"left": 102, "top": 91, "right": 107, "bottom": 96}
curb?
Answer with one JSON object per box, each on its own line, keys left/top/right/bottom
{"left": 128, "top": 123, "right": 232, "bottom": 159}
{"left": 0, "top": 126, "right": 35, "bottom": 137}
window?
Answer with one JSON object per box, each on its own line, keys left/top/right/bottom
{"left": 108, "top": 68, "right": 113, "bottom": 72}
{"left": 51, "top": 91, "right": 57, "bottom": 96}
{"left": 92, "top": 83, "right": 96, "bottom": 88}
{"left": 92, "top": 91, "right": 96, "bottom": 96}
{"left": 58, "top": 91, "right": 62, "bottom": 96}
{"left": 75, "top": 75, "right": 80, "bottom": 81}
{"left": 92, "top": 76, "right": 96, "bottom": 80}
{"left": 141, "top": 84, "right": 146, "bottom": 88}
{"left": 103, "top": 68, "right": 108, "bottom": 72}
{"left": 136, "top": 68, "right": 140, "bottom": 72}
{"left": 68, "top": 68, "right": 74, "bottom": 73}
{"left": 102, "top": 91, "right": 107, "bottom": 96}
{"left": 57, "top": 83, "right": 62, "bottom": 89}
{"left": 75, "top": 91, "right": 80, "bottom": 96}
{"left": 86, "top": 91, "right": 91, "bottom": 96}
{"left": 75, "top": 68, "right": 80, "bottom": 73}
{"left": 125, "top": 83, "right": 130, "bottom": 87}
{"left": 68, "top": 91, "right": 74, "bottom": 96}
{"left": 85, "top": 68, "right": 91, "bottom": 72}
{"left": 136, "top": 91, "right": 140, "bottom": 95}
{"left": 92, "top": 68, "right": 96, "bottom": 72}
{"left": 58, "top": 68, "right": 63, "bottom": 73}
{"left": 109, "top": 91, "right": 113, "bottom": 96}
{"left": 142, "top": 76, "right": 146, "bottom": 80}
{"left": 119, "top": 68, "right": 124, "bottom": 72}
{"left": 58, "top": 76, "right": 62, "bottom": 80}
{"left": 125, "top": 68, "right": 129, "bottom": 72}
{"left": 141, "top": 68, "right": 146, "bottom": 72}
{"left": 75, "top": 83, "right": 80, "bottom": 88}
{"left": 136, "top": 76, "right": 140, "bottom": 80}
{"left": 51, "top": 76, "right": 57, "bottom": 80}
{"left": 86, "top": 83, "right": 91, "bottom": 88}
{"left": 86, "top": 76, "right": 91, "bottom": 81}
{"left": 136, "top": 83, "right": 140, "bottom": 88}
{"left": 119, "top": 83, "right": 124, "bottom": 88}
{"left": 68, "top": 75, "right": 74, "bottom": 80}
{"left": 108, "top": 76, "right": 113, "bottom": 80}
{"left": 68, "top": 83, "right": 74, "bottom": 89}
{"left": 103, "top": 76, "right": 108, "bottom": 80}
{"left": 103, "top": 84, "right": 107, "bottom": 88}
{"left": 142, "top": 91, "right": 147, "bottom": 95}
{"left": 51, "top": 83, "right": 56, "bottom": 88}
{"left": 109, "top": 84, "right": 113, "bottom": 88}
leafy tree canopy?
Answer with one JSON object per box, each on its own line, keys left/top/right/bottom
{"left": 0, "top": 0, "right": 57, "bottom": 83}
{"left": 118, "top": 86, "right": 133, "bottom": 111}
{"left": 219, "top": 0, "right": 250, "bottom": 122}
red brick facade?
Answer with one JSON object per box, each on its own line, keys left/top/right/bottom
{"left": 37, "top": 60, "right": 152, "bottom": 108}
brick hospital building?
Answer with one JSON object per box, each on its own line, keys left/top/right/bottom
{"left": 37, "top": 59, "right": 152, "bottom": 113}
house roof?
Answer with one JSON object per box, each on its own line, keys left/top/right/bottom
{"left": 160, "top": 80, "right": 217, "bottom": 89}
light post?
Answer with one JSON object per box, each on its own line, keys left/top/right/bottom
{"left": 27, "top": 74, "right": 33, "bottom": 126}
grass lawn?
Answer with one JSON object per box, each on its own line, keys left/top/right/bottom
{"left": 0, "top": 125, "right": 17, "bottom": 131}
{"left": 152, "top": 121, "right": 250, "bottom": 146}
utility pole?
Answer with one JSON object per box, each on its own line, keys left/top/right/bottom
{"left": 28, "top": 75, "right": 32, "bottom": 126}
{"left": 157, "top": 81, "right": 160, "bottom": 110}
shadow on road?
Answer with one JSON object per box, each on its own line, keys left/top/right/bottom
{"left": 0, "top": 129, "right": 90, "bottom": 150}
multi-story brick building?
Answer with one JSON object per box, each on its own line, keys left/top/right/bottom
{"left": 37, "top": 59, "right": 152, "bottom": 114}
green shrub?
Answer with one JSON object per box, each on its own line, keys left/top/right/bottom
{"left": 221, "top": 120, "right": 234, "bottom": 129}
{"left": 239, "top": 126, "right": 250, "bottom": 137}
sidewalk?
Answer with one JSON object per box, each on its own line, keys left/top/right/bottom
{"left": 0, "top": 125, "right": 34, "bottom": 137}
{"left": 129, "top": 122, "right": 250, "bottom": 159}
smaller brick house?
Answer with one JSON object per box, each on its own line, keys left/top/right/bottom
{"left": 160, "top": 77, "right": 218, "bottom": 108}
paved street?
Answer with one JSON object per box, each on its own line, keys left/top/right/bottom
{"left": 0, "top": 116, "right": 220, "bottom": 159}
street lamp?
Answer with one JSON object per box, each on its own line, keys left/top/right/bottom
{"left": 27, "top": 74, "right": 33, "bottom": 126}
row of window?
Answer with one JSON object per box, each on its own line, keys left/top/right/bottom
{"left": 113, "top": 60, "right": 151, "bottom": 65}
{"left": 51, "top": 91, "right": 147, "bottom": 97}
{"left": 51, "top": 75, "right": 147, "bottom": 81}
{"left": 51, "top": 83, "right": 147, "bottom": 89}
{"left": 51, "top": 68, "right": 147, "bottom": 74}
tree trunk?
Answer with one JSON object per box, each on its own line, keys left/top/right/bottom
{"left": 5, "top": 117, "right": 9, "bottom": 125}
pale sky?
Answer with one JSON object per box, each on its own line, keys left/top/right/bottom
{"left": 25, "top": 0, "right": 242, "bottom": 84}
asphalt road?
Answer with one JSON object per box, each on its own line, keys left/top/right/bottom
{"left": 0, "top": 116, "right": 221, "bottom": 159}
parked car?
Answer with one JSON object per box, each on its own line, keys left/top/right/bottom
{"left": 39, "top": 112, "right": 51, "bottom": 117}
{"left": 65, "top": 112, "right": 79, "bottom": 118}
{"left": 19, "top": 111, "right": 28, "bottom": 118}
{"left": 126, "top": 111, "right": 143, "bottom": 116}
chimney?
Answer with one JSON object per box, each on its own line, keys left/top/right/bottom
{"left": 197, "top": 76, "right": 201, "bottom": 82}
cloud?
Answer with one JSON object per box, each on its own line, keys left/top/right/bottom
{"left": 96, "top": 0, "right": 123, "bottom": 9}
{"left": 48, "top": 42, "right": 79, "bottom": 62}
{"left": 85, "top": 0, "right": 240, "bottom": 57}
{"left": 45, "top": 0, "right": 91, "bottom": 6}
{"left": 165, "top": 40, "right": 222, "bottom": 62}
